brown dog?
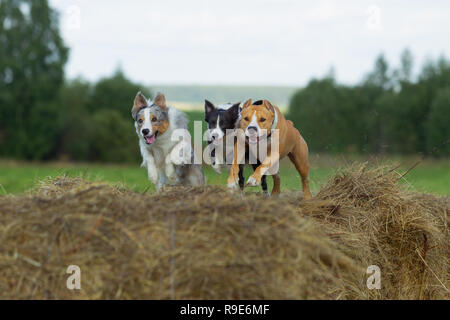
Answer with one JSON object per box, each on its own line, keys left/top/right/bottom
{"left": 227, "top": 99, "right": 312, "bottom": 199}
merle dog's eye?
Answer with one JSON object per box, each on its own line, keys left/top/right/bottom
{"left": 260, "top": 118, "right": 266, "bottom": 122}
{"left": 151, "top": 117, "right": 157, "bottom": 122}
{"left": 138, "top": 119, "right": 143, "bottom": 124}
{"left": 244, "top": 117, "right": 249, "bottom": 121}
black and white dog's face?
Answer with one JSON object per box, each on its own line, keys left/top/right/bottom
{"left": 204, "top": 100, "right": 240, "bottom": 145}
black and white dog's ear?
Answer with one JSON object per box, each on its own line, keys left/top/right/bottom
{"left": 204, "top": 100, "right": 215, "bottom": 120}
{"left": 227, "top": 102, "right": 241, "bottom": 117}
{"left": 132, "top": 91, "right": 148, "bottom": 119}
{"left": 227, "top": 102, "right": 241, "bottom": 120}
{"left": 231, "top": 102, "right": 240, "bottom": 111}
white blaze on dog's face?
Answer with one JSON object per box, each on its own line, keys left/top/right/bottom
{"left": 204, "top": 100, "right": 240, "bottom": 146}
{"left": 240, "top": 99, "right": 275, "bottom": 144}
{"left": 211, "top": 116, "right": 224, "bottom": 145}
{"left": 132, "top": 92, "right": 170, "bottom": 145}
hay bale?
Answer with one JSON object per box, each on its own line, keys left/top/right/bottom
{"left": 314, "top": 165, "right": 449, "bottom": 299}
{"left": 0, "top": 165, "right": 448, "bottom": 299}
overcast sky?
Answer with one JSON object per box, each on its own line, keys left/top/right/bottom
{"left": 50, "top": 0, "right": 450, "bottom": 86}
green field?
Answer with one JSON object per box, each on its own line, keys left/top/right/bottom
{"left": 0, "top": 156, "right": 448, "bottom": 196}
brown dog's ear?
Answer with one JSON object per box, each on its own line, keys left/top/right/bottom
{"left": 132, "top": 91, "right": 148, "bottom": 119}
{"left": 263, "top": 100, "right": 275, "bottom": 113}
{"left": 242, "top": 99, "right": 253, "bottom": 109}
{"left": 153, "top": 92, "right": 167, "bottom": 110}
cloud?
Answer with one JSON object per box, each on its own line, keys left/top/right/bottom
{"left": 51, "top": 0, "right": 450, "bottom": 85}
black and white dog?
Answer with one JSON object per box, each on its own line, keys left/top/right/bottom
{"left": 204, "top": 100, "right": 268, "bottom": 193}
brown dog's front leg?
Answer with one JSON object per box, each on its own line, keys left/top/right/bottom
{"left": 271, "top": 173, "right": 281, "bottom": 195}
{"left": 287, "top": 138, "right": 312, "bottom": 200}
{"left": 247, "top": 151, "right": 280, "bottom": 187}
{"left": 227, "top": 141, "right": 241, "bottom": 189}
{"left": 227, "top": 164, "right": 240, "bottom": 189}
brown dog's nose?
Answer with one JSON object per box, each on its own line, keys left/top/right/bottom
{"left": 247, "top": 126, "right": 258, "bottom": 134}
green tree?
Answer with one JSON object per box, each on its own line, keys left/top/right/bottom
{"left": 414, "top": 57, "right": 450, "bottom": 153}
{"left": 0, "top": 0, "right": 68, "bottom": 159}
{"left": 89, "top": 68, "right": 152, "bottom": 119}
{"left": 288, "top": 77, "right": 363, "bottom": 153}
{"left": 364, "top": 54, "right": 392, "bottom": 90}
{"left": 361, "top": 54, "right": 395, "bottom": 153}
{"left": 88, "top": 109, "right": 141, "bottom": 163}
{"left": 425, "top": 88, "right": 450, "bottom": 156}
{"left": 395, "top": 48, "right": 414, "bottom": 84}
{"left": 57, "top": 73, "right": 151, "bottom": 163}
{"left": 57, "top": 78, "right": 93, "bottom": 161}
{"left": 386, "top": 82, "right": 421, "bottom": 153}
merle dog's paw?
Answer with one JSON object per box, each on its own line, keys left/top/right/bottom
{"left": 165, "top": 164, "right": 176, "bottom": 181}
{"left": 212, "top": 163, "right": 222, "bottom": 174}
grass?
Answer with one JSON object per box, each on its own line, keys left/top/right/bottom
{"left": 0, "top": 156, "right": 448, "bottom": 196}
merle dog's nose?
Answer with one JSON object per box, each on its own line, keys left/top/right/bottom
{"left": 248, "top": 126, "right": 258, "bottom": 134}
{"left": 142, "top": 128, "right": 150, "bottom": 135}
{"left": 211, "top": 132, "right": 218, "bottom": 140}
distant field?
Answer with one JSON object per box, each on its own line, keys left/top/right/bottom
{"left": 168, "top": 101, "right": 288, "bottom": 112}
{"left": 150, "top": 84, "right": 297, "bottom": 107}
{"left": 0, "top": 157, "right": 448, "bottom": 196}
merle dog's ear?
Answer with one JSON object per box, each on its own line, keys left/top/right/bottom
{"left": 132, "top": 91, "right": 147, "bottom": 119}
{"left": 153, "top": 92, "right": 168, "bottom": 110}
{"left": 204, "top": 100, "right": 215, "bottom": 120}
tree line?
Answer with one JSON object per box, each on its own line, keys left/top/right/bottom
{"left": 288, "top": 50, "right": 450, "bottom": 156}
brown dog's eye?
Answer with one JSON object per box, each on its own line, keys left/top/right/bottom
{"left": 138, "top": 119, "right": 143, "bottom": 124}
{"left": 244, "top": 117, "right": 249, "bottom": 121}
{"left": 151, "top": 117, "right": 157, "bottom": 122}
{"left": 260, "top": 118, "right": 266, "bottom": 122}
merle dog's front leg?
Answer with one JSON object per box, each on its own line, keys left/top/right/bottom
{"left": 146, "top": 155, "right": 159, "bottom": 189}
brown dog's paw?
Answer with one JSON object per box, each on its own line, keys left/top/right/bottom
{"left": 227, "top": 180, "right": 240, "bottom": 191}
{"left": 302, "top": 192, "right": 313, "bottom": 200}
{"left": 246, "top": 176, "right": 260, "bottom": 187}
